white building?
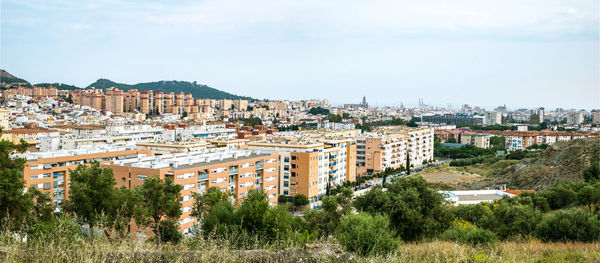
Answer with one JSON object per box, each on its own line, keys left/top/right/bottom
{"left": 484, "top": 111, "right": 502, "bottom": 125}
{"left": 567, "top": 112, "right": 584, "bottom": 125}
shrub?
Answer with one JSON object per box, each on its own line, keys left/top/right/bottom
{"left": 336, "top": 213, "right": 397, "bottom": 256}
{"left": 440, "top": 220, "right": 498, "bottom": 245}
{"left": 27, "top": 215, "right": 83, "bottom": 245}
{"left": 535, "top": 208, "right": 600, "bottom": 242}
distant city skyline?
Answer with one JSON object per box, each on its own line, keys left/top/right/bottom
{"left": 2, "top": 0, "right": 598, "bottom": 109}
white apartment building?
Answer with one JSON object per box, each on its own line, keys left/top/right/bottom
{"left": 484, "top": 111, "right": 502, "bottom": 125}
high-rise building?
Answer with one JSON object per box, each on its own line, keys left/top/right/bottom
{"left": 484, "top": 111, "right": 502, "bottom": 125}
{"left": 566, "top": 112, "right": 584, "bottom": 125}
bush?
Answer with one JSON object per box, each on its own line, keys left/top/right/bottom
{"left": 440, "top": 220, "right": 498, "bottom": 245}
{"left": 535, "top": 208, "right": 600, "bottom": 242}
{"left": 27, "top": 215, "right": 83, "bottom": 245}
{"left": 336, "top": 213, "right": 397, "bottom": 256}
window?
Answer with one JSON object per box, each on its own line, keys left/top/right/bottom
{"left": 291, "top": 164, "right": 297, "bottom": 169}
{"left": 291, "top": 156, "right": 297, "bottom": 160}
{"left": 283, "top": 173, "right": 289, "bottom": 179}
{"left": 284, "top": 157, "right": 290, "bottom": 162}
{"left": 121, "top": 177, "right": 126, "bottom": 183}
{"left": 291, "top": 172, "right": 297, "bottom": 177}
{"left": 137, "top": 175, "right": 148, "bottom": 180}
{"left": 283, "top": 181, "right": 289, "bottom": 187}
{"left": 284, "top": 165, "right": 289, "bottom": 171}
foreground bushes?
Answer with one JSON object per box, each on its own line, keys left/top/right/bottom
{"left": 535, "top": 208, "right": 600, "bottom": 242}
{"left": 440, "top": 220, "right": 498, "bottom": 245}
{"left": 336, "top": 213, "right": 397, "bottom": 256}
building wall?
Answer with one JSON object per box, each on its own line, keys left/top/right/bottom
{"left": 23, "top": 149, "right": 151, "bottom": 210}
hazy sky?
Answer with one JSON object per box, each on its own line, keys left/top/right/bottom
{"left": 2, "top": 0, "right": 599, "bottom": 109}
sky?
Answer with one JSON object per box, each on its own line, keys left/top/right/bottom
{"left": 1, "top": 0, "right": 599, "bottom": 109}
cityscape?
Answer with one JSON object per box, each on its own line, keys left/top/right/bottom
{"left": 1, "top": 0, "right": 599, "bottom": 262}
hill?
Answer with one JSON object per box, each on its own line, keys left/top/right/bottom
{"left": 490, "top": 137, "right": 600, "bottom": 190}
{"left": 0, "top": 69, "right": 29, "bottom": 85}
{"left": 34, "top": 83, "right": 81, "bottom": 90}
{"left": 87, "top": 78, "right": 253, "bottom": 100}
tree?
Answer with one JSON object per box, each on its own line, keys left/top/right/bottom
{"left": 308, "top": 107, "right": 329, "bottom": 115}
{"left": 293, "top": 194, "right": 309, "bottom": 211}
{"left": 304, "top": 188, "right": 353, "bottom": 237}
{"left": 535, "top": 208, "right": 600, "bottom": 242}
{"left": 342, "top": 113, "right": 351, "bottom": 119}
{"left": 235, "top": 190, "right": 270, "bottom": 235}
{"left": 336, "top": 213, "right": 397, "bottom": 256}
{"left": 202, "top": 199, "right": 236, "bottom": 236}
{"left": 441, "top": 220, "right": 498, "bottom": 245}
{"left": 191, "top": 187, "right": 230, "bottom": 227}
{"left": 405, "top": 152, "right": 411, "bottom": 175}
{"left": 491, "top": 201, "right": 541, "bottom": 239}
{"left": 0, "top": 138, "right": 31, "bottom": 232}
{"left": 353, "top": 176, "right": 452, "bottom": 241}
{"left": 577, "top": 184, "right": 600, "bottom": 212}
{"left": 63, "top": 162, "right": 119, "bottom": 239}
{"left": 528, "top": 114, "right": 540, "bottom": 124}
{"left": 446, "top": 137, "right": 457, "bottom": 143}
{"left": 111, "top": 187, "right": 144, "bottom": 238}
{"left": 489, "top": 136, "right": 505, "bottom": 148}
{"left": 583, "top": 158, "right": 599, "bottom": 182}
{"left": 28, "top": 186, "right": 54, "bottom": 224}
{"left": 277, "top": 194, "right": 288, "bottom": 205}
{"left": 544, "top": 183, "right": 577, "bottom": 209}
{"left": 137, "top": 177, "right": 183, "bottom": 244}
{"left": 325, "top": 114, "right": 342, "bottom": 123}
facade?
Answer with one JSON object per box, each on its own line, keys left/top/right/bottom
{"left": 484, "top": 111, "right": 502, "bottom": 125}
{"left": 359, "top": 127, "right": 435, "bottom": 174}
{"left": 5, "top": 86, "right": 58, "bottom": 99}
{"left": 0, "top": 108, "right": 10, "bottom": 130}
{"left": 566, "top": 112, "right": 584, "bottom": 125}
{"left": 107, "top": 149, "right": 279, "bottom": 235}
{"left": 247, "top": 138, "right": 356, "bottom": 208}
{"left": 104, "top": 87, "right": 124, "bottom": 114}
{"left": 593, "top": 112, "right": 600, "bottom": 124}
{"left": 16, "top": 145, "right": 151, "bottom": 211}
{"left": 460, "top": 133, "right": 492, "bottom": 148}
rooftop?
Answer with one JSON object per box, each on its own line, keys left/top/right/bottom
{"left": 14, "top": 145, "right": 142, "bottom": 161}
{"left": 111, "top": 149, "right": 272, "bottom": 170}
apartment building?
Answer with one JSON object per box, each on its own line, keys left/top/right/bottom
{"left": 104, "top": 87, "right": 124, "bottom": 114}
{"left": 0, "top": 108, "right": 10, "bottom": 130}
{"left": 484, "top": 111, "right": 502, "bottom": 125}
{"left": 359, "top": 127, "right": 435, "bottom": 174}
{"left": 247, "top": 138, "right": 356, "bottom": 208}
{"left": 356, "top": 132, "right": 406, "bottom": 175}
{"left": 460, "top": 133, "right": 492, "bottom": 148}
{"left": 15, "top": 145, "right": 151, "bottom": 211}
{"left": 5, "top": 86, "right": 58, "bottom": 99}
{"left": 136, "top": 140, "right": 210, "bottom": 155}
{"left": 107, "top": 149, "right": 279, "bottom": 235}
{"left": 567, "top": 112, "right": 584, "bottom": 125}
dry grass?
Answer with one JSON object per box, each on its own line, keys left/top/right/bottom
{"left": 2, "top": 236, "right": 599, "bottom": 263}
{"left": 368, "top": 240, "right": 600, "bottom": 263}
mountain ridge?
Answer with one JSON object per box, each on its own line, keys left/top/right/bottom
{"left": 0, "top": 69, "right": 253, "bottom": 100}
{"left": 86, "top": 78, "right": 253, "bottom": 100}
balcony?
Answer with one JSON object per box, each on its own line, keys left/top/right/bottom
{"left": 256, "top": 163, "right": 264, "bottom": 169}
{"left": 198, "top": 174, "right": 209, "bottom": 180}
{"left": 229, "top": 168, "right": 239, "bottom": 175}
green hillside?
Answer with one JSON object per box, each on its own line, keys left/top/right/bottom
{"left": 0, "top": 69, "right": 29, "bottom": 85}
{"left": 87, "top": 78, "right": 253, "bottom": 100}
{"left": 34, "top": 83, "right": 81, "bottom": 90}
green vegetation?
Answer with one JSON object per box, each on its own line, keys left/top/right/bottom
{"left": 233, "top": 117, "right": 263, "bottom": 126}
{"left": 308, "top": 107, "right": 330, "bottom": 115}
{"left": 336, "top": 213, "right": 397, "bottom": 256}
{"left": 355, "top": 117, "right": 406, "bottom": 132}
{"left": 87, "top": 78, "right": 253, "bottom": 100}
{"left": 2, "top": 131, "right": 600, "bottom": 261}
{"left": 34, "top": 82, "right": 81, "bottom": 90}
{"left": 324, "top": 114, "right": 342, "bottom": 122}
